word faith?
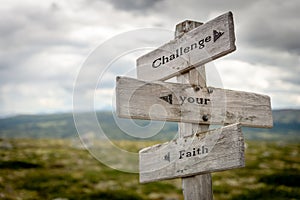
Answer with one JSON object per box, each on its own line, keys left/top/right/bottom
{"left": 179, "top": 146, "right": 209, "bottom": 159}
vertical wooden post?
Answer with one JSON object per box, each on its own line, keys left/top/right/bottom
{"left": 175, "top": 20, "right": 213, "bottom": 200}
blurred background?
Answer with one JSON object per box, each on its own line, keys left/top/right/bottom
{"left": 0, "top": 0, "right": 299, "bottom": 199}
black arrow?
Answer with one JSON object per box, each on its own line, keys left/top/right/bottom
{"left": 159, "top": 94, "right": 173, "bottom": 105}
{"left": 163, "top": 152, "right": 170, "bottom": 162}
{"left": 213, "top": 30, "right": 224, "bottom": 42}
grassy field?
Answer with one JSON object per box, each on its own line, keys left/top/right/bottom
{"left": 0, "top": 138, "right": 299, "bottom": 200}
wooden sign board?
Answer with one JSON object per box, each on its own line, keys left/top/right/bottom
{"left": 137, "top": 12, "right": 236, "bottom": 81}
{"left": 139, "top": 123, "right": 244, "bottom": 183}
{"left": 116, "top": 76, "right": 273, "bottom": 128}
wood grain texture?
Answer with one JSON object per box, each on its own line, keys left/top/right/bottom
{"left": 116, "top": 76, "right": 273, "bottom": 128}
{"left": 136, "top": 12, "right": 236, "bottom": 81}
{"left": 178, "top": 68, "right": 213, "bottom": 200}
{"left": 182, "top": 174, "right": 213, "bottom": 200}
{"left": 139, "top": 123, "right": 245, "bottom": 183}
{"left": 175, "top": 21, "right": 213, "bottom": 199}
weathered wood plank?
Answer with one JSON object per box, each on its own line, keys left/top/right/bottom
{"left": 175, "top": 21, "right": 213, "bottom": 200}
{"left": 139, "top": 123, "right": 245, "bottom": 183}
{"left": 178, "top": 68, "right": 213, "bottom": 200}
{"left": 136, "top": 12, "right": 236, "bottom": 81}
{"left": 116, "top": 76, "right": 273, "bottom": 128}
{"left": 182, "top": 174, "right": 213, "bottom": 200}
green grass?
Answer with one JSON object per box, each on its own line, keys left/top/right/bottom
{"left": 0, "top": 139, "right": 299, "bottom": 199}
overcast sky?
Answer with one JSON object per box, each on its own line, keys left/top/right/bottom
{"left": 0, "top": 0, "right": 299, "bottom": 116}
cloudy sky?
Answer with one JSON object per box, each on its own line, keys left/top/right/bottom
{"left": 0, "top": 0, "right": 299, "bottom": 116}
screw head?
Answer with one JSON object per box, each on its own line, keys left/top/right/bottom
{"left": 194, "top": 86, "right": 200, "bottom": 91}
{"left": 207, "top": 87, "right": 213, "bottom": 94}
{"left": 202, "top": 115, "right": 209, "bottom": 122}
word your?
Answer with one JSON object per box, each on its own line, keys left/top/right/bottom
{"left": 152, "top": 30, "right": 224, "bottom": 68}
{"left": 159, "top": 94, "right": 210, "bottom": 106}
{"left": 179, "top": 146, "right": 209, "bottom": 159}
{"left": 180, "top": 96, "right": 210, "bottom": 105}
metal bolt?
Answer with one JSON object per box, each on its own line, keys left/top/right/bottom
{"left": 207, "top": 87, "right": 213, "bottom": 94}
{"left": 194, "top": 86, "right": 200, "bottom": 91}
{"left": 202, "top": 115, "right": 209, "bottom": 122}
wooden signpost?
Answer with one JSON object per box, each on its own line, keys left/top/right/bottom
{"left": 116, "top": 76, "right": 273, "bottom": 128}
{"left": 115, "top": 11, "right": 273, "bottom": 199}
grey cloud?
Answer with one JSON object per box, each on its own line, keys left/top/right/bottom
{"left": 134, "top": 0, "right": 300, "bottom": 56}
{"left": 104, "top": 0, "right": 164, "bottom": 12}
{"left": 231, "top": 46, "right": 299, "bottom": 69}
{"left": 1, "top": 0, "right": 300, "bottom": 115}
{"left": 237, "top": 0, "right": 300, "bottom": 54}
{"left": 0, "top": 3, "right": 86, "bottom": 49}
{"left": 229, "top": 46, "right": 300, "bottom": 95}
{"left": 0, "top": 2, "right": 87, "bottom": 87}
{"left": 282, "top": 75, "right": 300, "bottom": 87}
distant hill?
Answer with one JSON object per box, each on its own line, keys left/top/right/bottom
{"left": 0, "top": 112, "right": 177, "bottom": 141}
{"left": 0, "top": 110, "right": 299, "bottom": 141}
{"left": 243, "top": 109, "right": 300, "bottom": 141}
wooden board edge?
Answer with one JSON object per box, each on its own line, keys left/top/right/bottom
{"left": 228, "top": 11, "right": 237, "bottom": 52}
{"left": 115, "top": 76, "right": 122, "bottom": 118}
